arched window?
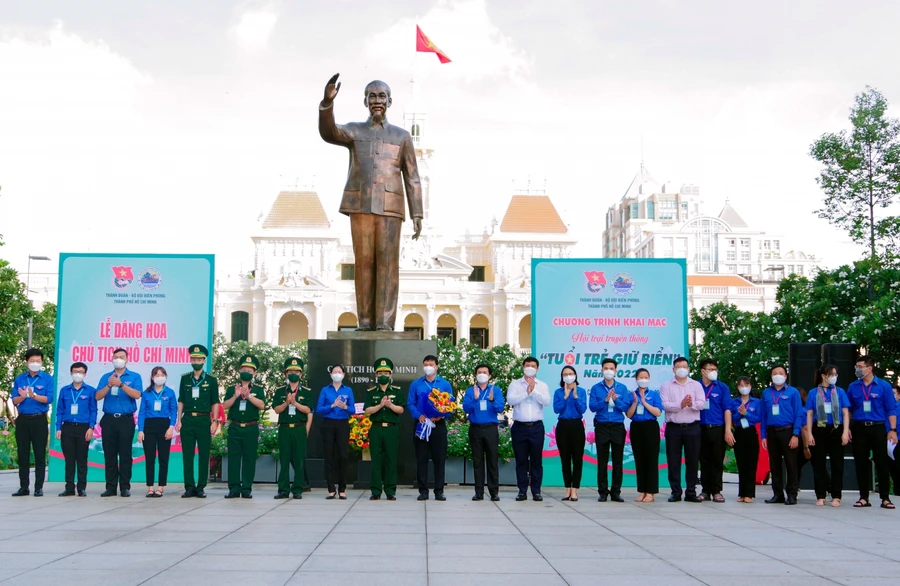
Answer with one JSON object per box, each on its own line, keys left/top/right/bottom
{"left": 231, "top": 311, "right": 249, "bottom": 342}
{"left": 411, "top": 123, "right": 420, "bottom": 137}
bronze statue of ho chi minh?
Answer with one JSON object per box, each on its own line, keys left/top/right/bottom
{"left": 318, "top": 73, "right": 423, "bottom": 332}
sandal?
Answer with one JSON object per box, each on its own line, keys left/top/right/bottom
{"left": 816, "top": 499, "right": 825, "bottom": 506}
{"left": 155, "top": 490, "right": 164, "bottom": 498}
{"left": 881, "top": 500, "right": 895, "bottom": 509}
{"left": 832, "top": 498, "right": 841, "bottom": 508}
{"left": 854, "top": 499, "right": 871, "bottom": 508}
{"left": 146, "top": 489, "right": 155, "bottom": 498}
{"left": 712, "top": 494, "right": 725, "bottom": 503}
{"left": 643, "top": 495, "right": 655, "bottom": 503}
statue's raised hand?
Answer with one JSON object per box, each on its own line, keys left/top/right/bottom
{"left": 323, "top": 73, "right": 341, "bottom": 105}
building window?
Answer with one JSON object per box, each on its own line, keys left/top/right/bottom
{"left": 728, "top": 239, "right": 736, "bottom": 247}
{"left": 340, "top": 264, "right": 355, "bottom": 280}
{"left": 404, "top": 327, "right": 424, "bottom": 340}
{"left": 763, "top": 241, "right": 771, "bottom": 250}
{"left": 647, "top": 201, "right": 655, "bottom": 219}
{"left": 741, "top": 239, "right": 750, "bottom": 248}
{"left": 727, "top": 264, "right": 737, "bottom": 273}
{"left": 797, "top": 265, "right": 804, "bottom": 275}
{"left": 739, "top": 264, "right": 752, "bottom": 274}
{"left": 231, "top": 311, "right": 249, "bottom": 342}
{"left": 469, "top": 266, "right": 486, "bottom": 282}
{"left": 630, "top": 203, "right": 639, "bottom": 220}
{"left": 436, "top": 327, "right": 457, "bottom": 344}
{"left": 740, "top": 250, "right": 750, "bottom": 261}
{"left": 726, "top": 251, "right": 736, "bottom": 261}
{"left": 470, "top": 328, "right": 489, "bottom": 349}
{"left": 774, "top": 240, "right": 781, "bottom": 251}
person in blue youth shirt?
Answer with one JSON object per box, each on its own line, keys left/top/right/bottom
{"left": 11, "top": 348, "right": 55, "bottom": 497}
{"left": 626, "top": 369, "right": 663, "bottom": 502}
{"left": 407, "top": 354, "right": 453, "bottom": 501}
{"left": 698, "top": 358, "right": 730, "bottom": 503}
{"left": 554, "top": 365, "right": 587, "bottom": 501}
{"left": 138, "top": 367, "right": 178, "bottom": 497}
{"left": 847, "top": 355, "right": 898, "bottom": 509}
{"left": 589, "top": 358, "right": 632, "bottom": 502}
{"left": 759, "top": 365, "right": 804, "bottom": 505}
{"left": 724, "top": 376, "right": 762, "bottom": 503}
{"left": 806, "top": 364, "right": 850, "bottom": 507}
{"left": 316, "top": 364, "right": 356, "bottom": 500}
{"left": 463, "top": 364, "right": 506, "bottom": 501}
{"left": 55, "top": 362, "right": 97, "bottom": 497}
{"left": 95, "top": 348, "right": 144, "bottom": 497}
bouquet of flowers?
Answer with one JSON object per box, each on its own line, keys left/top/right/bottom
{"left": 422, "top": 388, "right": 457, "bottom": 419}
{"left": 348, "top": 414, "right": 372, "bottom": 452}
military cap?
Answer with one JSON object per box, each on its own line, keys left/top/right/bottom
{"left": 239, "top": 354, "right": 259, "bottom": 370}
{"left": 374, "top": 357, "right": 394, "bottom": 372}
{"left": 189, "top": 344, "right": 208, "bottom": 358}
{"left": 284, "top": 356, "right": 304, "bottom": 371}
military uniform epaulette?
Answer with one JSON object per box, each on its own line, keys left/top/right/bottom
{"left": 302, "top": 386, "right": 311, "bottom": 391}
{"left": 368, "top": 386, "right": 378, "bottom": 392}
{"left": 182, "top": 371, "right": 193, "bottom": 377}
{"left": 391, "top": 385, "right": 401, "bottom": 390}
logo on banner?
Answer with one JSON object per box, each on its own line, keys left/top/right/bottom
{"left": 139, "top": 267, "right": 162, "bottom": 291}
{"left": 111, "top": 266, "right": 134, "bottom": 289}
{"left": 584, "top": 271, "right": 606, "bottom": 293}
{"left": 612, "top": 273, "right": 635, "bottom": 295}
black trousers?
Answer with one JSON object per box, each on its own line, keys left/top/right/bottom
{"left": 556, "top": 419, "right": 585, "bottom": 489}
{"left": 414, "top": 421, "right": 447, "bottom": 494}
{"left": 15, "top": 414, "right": 48, "bottom": 490}
{"left": 810, "top": 425, "right": 845, "bottom": 500}
{"left": 665, "top": 422, "right": 700, "bottom": 497}
{"left": 851, "top": 422, "right": 890, "bottom": 501}
{"left": 700, "top": 424, "right": 726, "bottom": 495}
{"left": 469, "top": 424, "right": 499, "bottom": 496}
{"left": 595, "top": 421, "right": 626, "bottom": 496}
{"left": 511, "top": 421, "right": 544, "bottom": 495}
{"left": 61, "top": 422, "right": 89, "bottom": 492}
{"left": 321, "top": 419, "right": 350, "bottom": 493}
{"left": 142, "top": 418, "right": 172, "bottom": 487}
{"left": 766, "top": 427, "right": 799, "bottom": 498}
{"left": 101, "top": 413, "right": 135, "bottom": 492}
{"left": 631, "top": 420, "right": 660, "bottom": 494}
{"left": 732, "top": 425, "right": 759, "bottom": 498}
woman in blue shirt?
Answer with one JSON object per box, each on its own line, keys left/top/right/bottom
{"left": 806, "top": 364, "right": 850, "bottom": 507}
{"left": 626, "top": 368, "right": 662, "bottom": 502}
{"left": 138, "top": 367, "right": 178, "bottom": 497}
{"left": 725, "top": 376, "right": 762, "bottom": 503}
{"left": 316, "top": 364, "right": 355, "bottom": 499}
{"left": 553, "top": 365, "right": 587, "bottom": 501}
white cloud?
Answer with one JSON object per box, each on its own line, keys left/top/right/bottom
{"left": 230, "top": 4, "right": 278, "bottom": 52}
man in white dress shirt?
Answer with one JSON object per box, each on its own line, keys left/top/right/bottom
{"left": 507, "top": 356, "right": 552, "bottom": 501}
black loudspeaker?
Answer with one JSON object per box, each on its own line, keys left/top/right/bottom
{"left": 821, "top": 343, "right": 859, "bottom": 390}
{"left": 788, "top": 343, "right": 821, "bottom": 391}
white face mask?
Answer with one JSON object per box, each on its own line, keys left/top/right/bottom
{"left": 675, "top": 368, "right": 690, "bottom": 379}
{"left": 563, "top": 375, "right": 576, "bottom": 385}
{"left": 771, "top": 374, "right": 787, "bottom": 386}
{"left": 826, "top": 375, "right": 838, "bottom": 386}
{"left": 331, "top": 373, "right": 344, "bottom": 383}
{"left": 602, "top": 369, "right": 616, "bottom": 380}
{"left": 112, "top": 358, "right": 126, "bottom": 369}
{"left": 423, "top": 366, "right": 436, "bottom": 377}
{"left": 738, "top": 387, "right": 751, "bottom": 396}
{"left": 636, "top": 379, "right": 650, "bottom": 388}
{"left": 523, "top": 367, "right": 537, "bottom": 378}
{"left": 153, "top": 376, "right": 167, "bottom": 386}
{"left": 71, "top": 373, "right": 85, "bottom": 384}
{"left": 27, "top": 362, "right": 42, "bottom": 373}
{"left": 706, "top": 371, "right": 719, "bottom": 382}
{"left": 476, "top": 373, "right": 490, "bottom": 384}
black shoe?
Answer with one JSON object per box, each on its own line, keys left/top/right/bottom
{"left": 292, "top": 493, "right": 303, "bottom": 500}
{"left": 196, "top": 489, "right": 207, "bottom": 499}
{"left": 785, "top": 496, "right": 798, "bottom": 505}
{"left": 684, "top": 495, "right": 702, "bottom": 503}
{"left": 597, "top": 494, "right": 608, "bottom": 502}
{"left": 100, "top": 489, "right": 116, "bottom": 497}
{"left": 241, "top": 493, "right": 253, "bottom": 499}
{"left": 417, "top": 493, "right": 429, "bottom": 501}
{"left": 339, "top": 495, "right": 347, "bottom": 500}
{"left": 610, "top": 494, "right": 624, "bottom": 503}
{"left": 435, "top": 493, "right": 446, "bottom": 501}
{"left": 274, "top": 491, "right": 290, "bottom": 499}
{"left": 765, "top": 495, "right": 786, "bottom": 504}
{"left": 515, "top": 493, "right": 527, "bottom": 501}
{"left": 370, "top": 495, "right": 381, "bottom": 501}
{"left": 58, "top": 490, "right": 76, "bottom": 497}
{"left": 326, "top": 494, "right": 336, "bottom": 500}
{"left": 533, "top": 494, "right": 543, "bottom": 502}
{"left": 77, "top": 490, "right": 87, "bottom": 497}
{"left": 33, "top": 489, "right": 43, "bottom": 497}
{"left": 668, "top": 494, "right": 682, "bottom": 503}
{"left": 490, "top": 495, "right": 500, "bottom": 502}
{"left": 224, "top": 492, "right": 240, "bottom": 499}
{"left": 120, "top": 490, "right": 131, "bottom": 498}
{"left": 699, "top": 492, "right": 711, "bottom": 502}
{"left": 181, "top": 489, "right": 197, "bottom": 498}
{"left": 472, "top": 495, "right": 484, "bottom": 501}
{"left": 386, "top": 495, "right": 396, "bottom": 501}
{"left": 11, "top": 488, "right": 29, "bottom": 497}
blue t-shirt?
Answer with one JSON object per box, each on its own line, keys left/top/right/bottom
{"left": 629, "top": 389, "right": 662, "bottom": 423}
{"left": 699, "top": 380, "right": 731, "bottom": 425}
{"left": 463, "top": 385, "right": 505, "bottom": 425}
{"left": 12, "top": 371, "right": 55, "bottom": 415}
{"left": 589, "top": 380, "right": 633, "bottom": 424}
{"left": 553, "top": 387, "right": 587, "bottom": 420}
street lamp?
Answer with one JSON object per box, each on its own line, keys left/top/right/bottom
{"left": 26, "top": 255, "right": 51, "bottom": 348}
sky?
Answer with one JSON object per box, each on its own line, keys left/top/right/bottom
{"left": 2, "top": 0, "right": 900, "bottom": 280}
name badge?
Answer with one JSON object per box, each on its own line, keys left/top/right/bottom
{"left": 239, "top": 400, "right": 247, "bottom": 412}
{"left": 70, "top": 405, "right": 79, "bottom": 415}
{"left": 824, "top": 403, "right": 833, "bottom": 414}
{"left": 740, "top": 418, "right": 749, "bottom": 429}
{"left": 192, "top": 387, "right": 200, "bottom": 399}
{"left": 607, "top": 400, "right": 614, "bottom": 413}
{"left": 772, "top": 404, "right": 780, "bottom": 416}
{"left": 479, "top": 400, "right": 487, "bottom": 411}
{"left": 636, "top": 404, "right": 645, "bottom": 416}
{"left": 288, "top": 405, "right": 296, "bottom": 416}
{"left": 110, "top": 386, "right": 119, "bottom": 396}
{"left": 863, "top": 401, "right": 872, "bottom": 413}
{"left": 154, "top": 400, "right": 162, "bottom": 411}
{"left": 704, "top": 399, "right": 710, "bottom": 410}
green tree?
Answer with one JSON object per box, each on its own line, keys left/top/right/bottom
{"left": 210, "top": 332, "right": 308, "bottom": 404}
{"left": 434, "top": 336, "right": 524, "bottom": 410}
{"left": 0, "top": 258, "right": 38, "bottom": 394}
{"left": 809, "top": 86, "right": 900, "bottom": 270}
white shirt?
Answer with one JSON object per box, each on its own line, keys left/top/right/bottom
{"left": 507, "top": 377, "right": 551, "bottom": 423}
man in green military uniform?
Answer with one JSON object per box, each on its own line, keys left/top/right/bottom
{"left": 177, "top": 344, "right": 220, "bottom": 499}
{"left": 223, "top": 355, "right": 266, "bottom": 499}
{"left": 364, "top": 357, "right": 405, "bottom": 500}
{"left": 273, "top": 357, "right": 313, "bottom": 499}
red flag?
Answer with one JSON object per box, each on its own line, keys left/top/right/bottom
{"left": 416, "top": 25, "right": 451, "bottom": 64}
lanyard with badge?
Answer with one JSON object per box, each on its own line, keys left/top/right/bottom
{"left": 862, "top": 383, "right": 873, "bottom": 413}
{"left": 238, "top": 386, "right": 248, "bottom": 411}
{"left": 192, "top": 375, "right": 203, "bottom": 400}
{"left": 819, "top": 386, "right": 834, "bottom": 416}
{"left": 288, "top": 386, "right": 298, "bottom": 416}
{"left": 70, "top": 387, "right": 83, "bottom": 416}
{"left": 704, "top": 383, "right": 714, "bottom": 410}
{"left": 606, "top": 384, "right": 616, "bottom": 412}
{"left": 636, "top": 391, "right": 645, "bottom": 416}
{"left": 479, "top": 385, "right": 493, "bottom": 411}
{"left": 153, "top": 389, "right": 164, "bottom": 412}
{"left": 738, "top": 399, "right": 750, "bottom": 428}
{"left": 770, "top": 389, "right": 782, "bottom": 416}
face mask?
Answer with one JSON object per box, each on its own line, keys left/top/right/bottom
{"left": 636, "top": 379, "right": 649, "bottom": 388}
{"left": 112, "top": 358, "right": 126, "bottom": 369}
{"left": 287, "top": 374, "right": 300, "bottom": 383}
{"left": 771, "top": 375, "right": 786, "bottom": 386}
{"left": 153, "top": 376, "right": 167, "bottom": 386}
{"left": 377, "top": 375, "right": 391, "bottom": 385}
{"left": 523, "top": 367, "right": 537, "bottom": 377}
{"left": 239, "top": 371, "right": 253, "bottom": 382}
{"left": 675, "top": 368, "right": 689, "bottom": 378}
{"left": 706, "top": 371, "right": 718, "bottom": 382}
{"left": 191, "top": 363, "right": 204, "bottom": 372}
{"left": 603, "top": 369, "right": 615, "bottom": 380}
{"left": 563, "top": 375, "right": 576, "bottom": 385}
{"left": 423, "top": 366, "right": 436, "bottom": 377}
{"left": 854, "top": 368, "right": 865, "bottom": 379}
{"left": 71, "top": 373, "right": 85, "bottom": 384}
{"left": 476, "top": 373, "right": 490, "bottom": 384}
{"left": 27, "top": 362, "right": 41, "bottom": 373}
{"left": 826, "top": 375, "right": 838, "bottom": 386}
{"left": 331, "top": 373, "right": 345, "bottom": 383}
{"left": 738, "top": 387, "right": 751, "bottom": 396}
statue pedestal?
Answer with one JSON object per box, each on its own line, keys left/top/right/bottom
{"left": 326, "top": 330, "right": 421, "bottom": 341}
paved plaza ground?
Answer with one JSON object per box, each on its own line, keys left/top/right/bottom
{"left": 1, "top": 470, "right": 898, "bottom": 586}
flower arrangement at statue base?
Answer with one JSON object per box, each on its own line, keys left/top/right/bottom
{"left": 349, "top": 414, "right": 372, "bottom": 453}
{"left": 417, "top": 389, "right": 458, "bottom": 440}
